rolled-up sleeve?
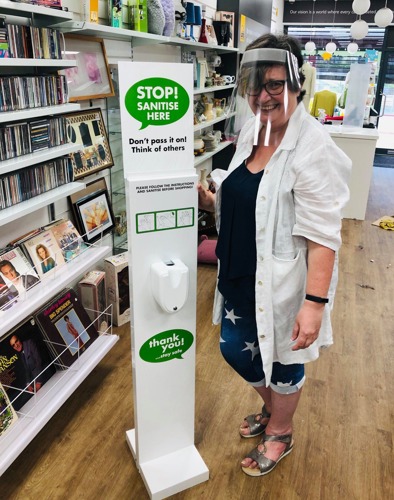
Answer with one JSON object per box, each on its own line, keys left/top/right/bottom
{"left": 292, "top": 134, "right": 352, "bottom": 251}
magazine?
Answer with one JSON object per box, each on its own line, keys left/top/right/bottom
{"left": 0, "top": 317, "right": 56, "bottom": 411}
{"left": 22, "top": 229, "right": 65, "bottom": 278}
{"left": 0, "top": 246, "right": 40, "bottom": 312}
{"left": 34, "top": 288, "right": 99, "bottom": 368}
{"left": 0, "top": 382, "right": 18, "bottom": 438}
{"left": 50, "top": 219, "right": 86, "bottom": 262}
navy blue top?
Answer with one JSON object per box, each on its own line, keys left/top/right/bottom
{"left": 215, "top": 161, "right": 264, "bottom": 307}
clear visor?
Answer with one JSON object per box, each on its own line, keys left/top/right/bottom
{"left": 224, "top": 48, "right": 302, "bottom": 147}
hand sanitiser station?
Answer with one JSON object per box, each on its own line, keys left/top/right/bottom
{"left": 118, "top": 62, "right": 209, "bottom": 499}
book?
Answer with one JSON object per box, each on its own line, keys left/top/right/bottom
{"left": 0, "top": 246, "right": 40, "bottom": 311}
{"left": 34, "top": 288, "right": 99, "bottom": 368}
{"left": 0, "top": 317, "right": 56, "bottom": 411}
{"left": 22, "top": 229, "right": 65, "bottom": 278}
{"left": 0, "top": 382, "right": 18, "bottom": 438}
{"left": 130, "top": 0, "right": 147, "bottom": 32}
{"left": 49, "top": 219, "right": 85, "bottom": 262}
{"left": 109, "top": 0, "right": 123, "bottom": 28}
{"left": 83, "top": 0, "right": 99, "bottom": 23}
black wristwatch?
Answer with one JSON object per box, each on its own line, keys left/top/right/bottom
{"left": 305, "top": 294, "right": 329, "bottom": 304}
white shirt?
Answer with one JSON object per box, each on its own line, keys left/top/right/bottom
{"left": 210, "top": 103, "right": 352, "bottom": 385}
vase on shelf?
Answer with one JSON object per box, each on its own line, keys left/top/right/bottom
{"left": 198, "top": 17, "right": 209, "bottom": 43}
{"left": 203, "top": 102, "right": 214, "bottom": 121}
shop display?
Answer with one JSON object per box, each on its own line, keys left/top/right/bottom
{"left": 104, "top": 253, "right": 130, "bottom": 326}
{"left": 0, "top": 382, "right": 18, "bottom": 438}
{"left": 0, "top": 317, "right": 56, "bottom": 410}
{"left": 35, "top": 288, "right": 99, "bottom": 368}
{"left": 78, "top": 270, "right": 108, "bottom": 332}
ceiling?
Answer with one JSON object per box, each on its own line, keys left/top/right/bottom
{"left": 287, "top": 26, "right": 386, "bottom": 50}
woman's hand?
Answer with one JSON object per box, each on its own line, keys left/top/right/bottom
{"left": 197, "top": 183, "right": 216, "bottom": 212}
{"left": 291, "top": 301, "right": 325, "bottom": 350}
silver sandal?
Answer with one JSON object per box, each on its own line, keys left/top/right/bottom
{"left": 239, "top": 405, "right": 271, "bottom": 438}
{"left": 241, "top": 432, "right": 293, "bottom": 476}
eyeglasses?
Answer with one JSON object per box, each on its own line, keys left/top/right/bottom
{"left": 246, "top": 79, "right": 288, "bottom": 97}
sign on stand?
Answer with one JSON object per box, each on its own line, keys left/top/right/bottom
{"left": 118, "top": 62, "right": 209, "bottom": 499}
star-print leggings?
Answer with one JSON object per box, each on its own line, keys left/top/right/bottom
{"left": 220, "top": 300, "right": 305, "bottom": 394}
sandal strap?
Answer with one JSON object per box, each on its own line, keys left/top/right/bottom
{"left": 261, "top": 432, "right": 292, "bottom": 445}
{"left": 243, "top": 405, "right": 271, "bottom": 436}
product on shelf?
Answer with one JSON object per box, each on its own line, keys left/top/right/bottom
{"left": 22, "top": 229, "right": 66, "bottom": 278}
{"left": 104, "top": 253, "right": 130, "bottom": 326}
{"left": 35, "top": 288, "right": 100, "bottom": 368}
{"left": 78, "top": 270, "right": 109, "bottom": 332}
{"left": 0, "top": 381, "right": 18, "bottom": 438}
{"left": 0, "top": 317, "right": 56, "bottom": 411}
{"left": 0, "top": 246, "right": 40, "bottom": 312}
{"left": 49, "top": 219, "right": 86, "bottom": 262}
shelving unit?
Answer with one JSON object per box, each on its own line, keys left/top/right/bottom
{"left": 0, "top": 181, "right": 86, "bottom": 226}
{"left": 0, "top": 3, "right": 118, "bottom": 476}
{"left": 194, "top": 140, "right": 233, "bottom": 167}
{"left": 194, "top": 111, "right": 236, "bottom": 133}
{"left": 0, "top": 143, "right": 80, "bottom": 176}
{"left": 0, "top": 333, "right": 118, "bottom": 477}
{"left": 194, "top": 83, "right": 235, "bottom": 95}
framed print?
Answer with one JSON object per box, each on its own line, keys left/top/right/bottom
{"left": 61, "top": 35, "right": 115, "bottom": 102}
{"left": 63, "top": 108, "right": 114, "bottom": 180}
{"left": 74, "top": 188, "right": 115, "bottom": 243}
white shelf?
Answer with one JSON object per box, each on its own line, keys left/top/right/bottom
{"left": 0, "top": 143, "right": 80, "bottom": 176}
{"left": 194, "top": 84, "right": 235, "bottom": 95}
{"left": 0, "top": 59, "right": 77, "bottom": 69}
{"left": 0, "top": 181, "right": 86, "bottom": 226}
{"left": 165, "top": 36, "right": 239, "bottom": 54}
{"left": 0, "top": 0, "right": 73, "bottom": 23}
{"left": 0, "top": 333, "right": 119, "bottom": 477}
{"left": 0, "top": 103, "right": 80, "bottom": 124}
{"left": 55, "top": 21, "right": 239, "bottom": 52}
{"left": 194, "top": 140, "right": 233, "bottom": 167}
{"left": 194, "top": 112, "right": 235, "bottom": 133}
{"left": 56, "top": 21, "right": 165, "bottom": 45}
{"left": 0, "top": 245, "right": 111, "bottom": 338}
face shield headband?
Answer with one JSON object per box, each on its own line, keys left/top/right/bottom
{"left": 224, "top": 48, "right": 302, "bottom": 146}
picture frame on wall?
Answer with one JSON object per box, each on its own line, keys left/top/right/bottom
{"left": 61, "top": 35, "right": 115, "bottom": 102}
{"left": 63, "top": 108, "right": 114, "bottom": 180}
{"left": 73, "top": 187, "right": 115, "bottom": 243}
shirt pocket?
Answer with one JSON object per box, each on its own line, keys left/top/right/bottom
{"left": 272, "top": 249, "right": 307, "bottom": 332}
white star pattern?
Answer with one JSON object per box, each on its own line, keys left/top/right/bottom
{"left": 242, "top": 341, "right": 259, "bottom": 361}
{"left": 224, "top": 308, "right": 242, "bottom": 324}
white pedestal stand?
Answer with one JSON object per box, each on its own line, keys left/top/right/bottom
{"left": 119, "top": 63, "right": 209, "bottom": 499}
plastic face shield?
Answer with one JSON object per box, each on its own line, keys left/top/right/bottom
{"left": 224, "top": 48, "right": 302, "bottom": 147}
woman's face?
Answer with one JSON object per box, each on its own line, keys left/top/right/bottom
{"left": 247, "top": 64, "right": 300, "bottom": 133}
{"left": 37, "top": 247, "right": 47, "bottom": 260}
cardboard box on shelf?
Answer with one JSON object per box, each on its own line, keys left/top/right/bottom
{"left": 104, "top": 253, "right": 130, "bottom": 326}
{"left": 78, "top": 270, "right": 109, "bottom": 333}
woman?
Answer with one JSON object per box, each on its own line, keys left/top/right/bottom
{"left": 198, "top": 34, "right": 351, "bottom": 477}
{"left": 36, "top": 244, "right": 56, "bottom": 274}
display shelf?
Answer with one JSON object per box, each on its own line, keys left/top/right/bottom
{"left": 0, "top": 0, "right": 73, "bottom": 23}
{"left": 55, "top": 21, "right": 165, "bottom": 46}
{"left": 0, "top": 59, "right": 77, "bottom": 69}
{"left": 0, "top": 333, "right": 119, "bottom": 477}
{"left": 194, "top": 84, "right": 235, "bottom": 95}
{"left": 194, "top": 112, "right": 235, "bottom": 133}
{"left": 0, "top": 182, "right": 86, "bottom": 227}
{"left": 0, "top": 143, "right": 80, "bottom": 176}
{"left": 0, "top": 245, "right": 111, "bottom": 338}
{"left": 165, "top": 36, "right": 238, "bottom": 54}
{"left": 0, "top": 103, "right": 80, "bottom": 124}
{"left": 194, "top": 140, "right": 233, "bottom": 167}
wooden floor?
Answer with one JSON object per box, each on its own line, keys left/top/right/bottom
{"left": 3, "top": 167, "right": 394, "bottom": 500}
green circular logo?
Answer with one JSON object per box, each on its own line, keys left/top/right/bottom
{"left": 125, "top": 77, "right": 190, "bottom": 130}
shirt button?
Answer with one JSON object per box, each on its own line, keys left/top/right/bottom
{"left": 260, "top": 334, "right": 266, "bottom": 339}
{"left": 259, "top": 307, "right": 264, "bottom": 312}
{"left": 265, "top": 169, "right": 269, "bottom": 174}
{"left": 261, "top": 195, "right": 266, "bottom": 201}
{"left": 258, "top": 281, "right": 263, "bottom": 286}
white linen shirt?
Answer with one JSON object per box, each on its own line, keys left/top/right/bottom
{"left": 210, "top": 103, "right": 352, "bottom": 385}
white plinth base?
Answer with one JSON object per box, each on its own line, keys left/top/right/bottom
{"left": 126, "top": 429, "right": 209, "bottom": 500}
